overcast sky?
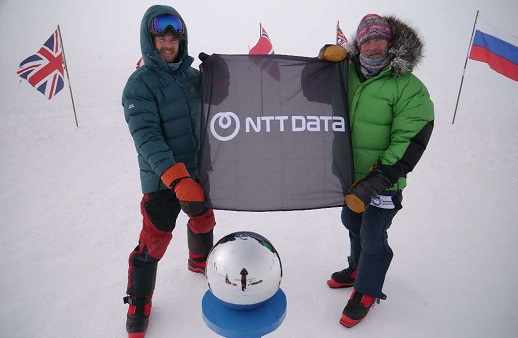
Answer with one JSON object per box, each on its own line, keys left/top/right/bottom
{"left": 1, "top": 0, "right": 517, "bottom": 123}
{"left": 2, "top": 0, "right": 517, "bottom": 73}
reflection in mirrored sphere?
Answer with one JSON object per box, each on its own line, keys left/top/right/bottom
{"left": 206, "top": 231, "right": 283, "bottom": 310}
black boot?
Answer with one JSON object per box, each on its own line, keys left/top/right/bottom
{"left": 327, "top": 267, "right": 356, "bottom": 288}
{"left": 339, "top": 289, "right": 378, "bottom": 328}
{"left": 124, "top": 294, "right": 152, "bottom": 337}
{"left": 187, "top": 228, "right": 213, "bottom": 275}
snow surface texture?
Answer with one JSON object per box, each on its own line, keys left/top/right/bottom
{"left": 1, "top": 0, "right": 518, "bottom": 337}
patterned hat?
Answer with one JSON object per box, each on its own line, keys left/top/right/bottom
{"left": 357, "top": 14, "right": 392, "bottom": 47}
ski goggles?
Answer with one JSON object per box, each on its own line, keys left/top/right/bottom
{"left": 150, "top": 14, "right": 184, "bottom": 36}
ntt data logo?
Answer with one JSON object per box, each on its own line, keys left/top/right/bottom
{"left": 210, "top": 112, "right": 346, "bottom": 142}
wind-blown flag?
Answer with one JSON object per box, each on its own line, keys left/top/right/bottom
{"left": 136, "top": 57, "right": 144, "bottom": 69}
{"left": 199, "top": 54, "right": 353, "bottom": 211}
{"left": 336, "top": 21, "right": 348, "bottom": 47}
{"left": 249, "top": 26, "right": 275, "bottom": 55}
{"left": 17, "top": 29, "right": 65, "bottom": 100}
{"left": 249, "top": 25, "right": 280, "bottom": 81}
{"left": 469, "top": 19, "right": 518, "bottom": 81}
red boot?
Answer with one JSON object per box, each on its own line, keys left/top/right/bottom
{"left": 188, "top": 252, "right": 207, "bottom": 275}
{"left": 124, "top": 294, "right": 152, "bottom": 337}
{"left": 339, "top": 289, "right": 378, "bottom": 328}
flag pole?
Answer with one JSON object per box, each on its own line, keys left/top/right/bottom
{"left": 57, "top": 24, "right": 79, "bottom": 127}
{"left": 258, "top": 22, "right": 264, "bottom": 116}
{"left": 452, "top": 10, "right": 479, "bottom": 125}
{"left": 336, "top": 21, "right": 339, "bottom": 45}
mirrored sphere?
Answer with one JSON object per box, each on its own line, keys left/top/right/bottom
{"left": 206, "top": 231, "right": 283, "bottom": 309}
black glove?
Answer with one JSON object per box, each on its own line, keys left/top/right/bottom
{"left": 345, "top": 161, "right": 394, "bottom": 213}
{"left": 199, "top": 53, "right": 230, "bottom": 105}
{"left": 199, "top": 52, "right": 210, "bottom": 62}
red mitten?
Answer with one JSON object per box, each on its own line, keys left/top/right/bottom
{"left": 161, "top": 163, "right": 207, "bottom": 216}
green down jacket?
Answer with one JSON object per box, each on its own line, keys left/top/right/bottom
{"left": 122, "top": 5, "right": 201, "bottom": 194}
{"left": 345, "top": 16, "right": 434, "bottom": 191}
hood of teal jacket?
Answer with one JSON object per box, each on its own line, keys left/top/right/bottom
{"left": 139, "top": 5, "right": 194, "bottom": 71}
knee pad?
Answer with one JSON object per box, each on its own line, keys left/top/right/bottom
{"left": 142, "top": 190, "right": 181, "bottom": 232}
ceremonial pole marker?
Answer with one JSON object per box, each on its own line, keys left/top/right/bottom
{"left": 202, "top": 231, "right": 286, "bottom": 337}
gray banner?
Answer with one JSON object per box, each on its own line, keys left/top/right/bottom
{"left": 199, "top": 54, "right": 353, "bottom": 211}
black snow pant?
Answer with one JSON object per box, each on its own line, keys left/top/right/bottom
{"left": 341, "top": 191, "right": 402, "bottom": 299}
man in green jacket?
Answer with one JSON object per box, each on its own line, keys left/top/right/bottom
{"left": 321, "top": 14, "right": 434, "bottom": 328}
{"left": 121, "top": 5, "right": 216, "bottom": 337}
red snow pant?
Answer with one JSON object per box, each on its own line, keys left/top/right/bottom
{"left": 126, "top": 189, "right": 215, "bottom": 298}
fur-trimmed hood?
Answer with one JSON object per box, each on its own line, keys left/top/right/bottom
{"left": 346, "top": 15, "right": 424, "bottom": 77}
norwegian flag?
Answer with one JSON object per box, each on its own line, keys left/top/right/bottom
{"left": 136, "top": 57, "right": 144, "bottom": 69}
{"left": 249, "top": 26, "right": 275, "bottom": 55}
{"left": 17, "top": 29, "right": 65, "bottom": 100}
{"left": 336, "top": 22, "right": 348, "bottom": 47}
{"left": 248, "top": 25, "right": 280, "bottom": 81}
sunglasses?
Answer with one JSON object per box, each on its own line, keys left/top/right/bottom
{"left": 150, "top": 14, "right": 184, "bottom": 36}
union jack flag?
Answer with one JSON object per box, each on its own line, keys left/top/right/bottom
{"left": 17, "top": 29, "right": 65, "bottom": 100}
{"left": 336, "top": 22, "right": 348, "bottom": 47}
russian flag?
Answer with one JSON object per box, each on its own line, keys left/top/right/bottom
{"left": 469, "top": 19, "right": 518, "bottom": 81}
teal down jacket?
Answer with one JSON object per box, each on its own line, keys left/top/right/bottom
{"left": 122, "top": 5, "right": 201, "bottom": 194}
{"left": 345, "top": 16, "right": 435, "bottom": 191}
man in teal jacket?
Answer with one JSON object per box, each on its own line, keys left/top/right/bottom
{"left": 321, "top": 14, "right": 434, "bottom": 328}
{"left": 121, "top": 5, "right": 216, "bottom": 336}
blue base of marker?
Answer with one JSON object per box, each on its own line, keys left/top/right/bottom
{"left": 202, "top": 288, "right": 287, "bottom": 337}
